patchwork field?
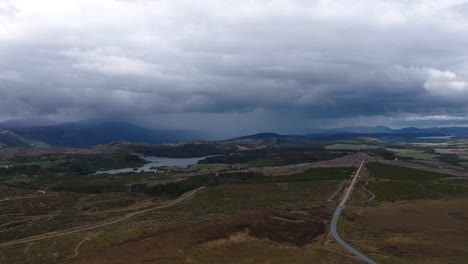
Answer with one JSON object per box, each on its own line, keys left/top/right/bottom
{"left": 325, "top": 144, "right": 379, "bottom": 150}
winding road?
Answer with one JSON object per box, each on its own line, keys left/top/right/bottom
{"left": 330, "top": 160, "right": 378, "bottom": 264}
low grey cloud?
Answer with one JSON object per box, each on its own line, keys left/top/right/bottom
{"left": 1, "top": 0, "right": 468, "bottom": 135}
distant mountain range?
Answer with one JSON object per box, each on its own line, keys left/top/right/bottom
{"left": 309, "top": 125, "right": 467, "bottom": 135}
{"left": 316, "top": 126, "right": 394, "bottom": 134}
{"left": 1, "top": 119, "right": 468, "bottom": 149}
{"left": 0, "top": 119, "right": 201, "bottom": 148}
{"left": 228, "top": 126, "right": 468, "bottom": 143}
{"left": 0, "top": 118, "right": 63, "bottom": 128}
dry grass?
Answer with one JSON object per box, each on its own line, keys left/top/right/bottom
{"left": 340, "top": 196, "right": 468, "bottom": 264}
{"left": 68, "top": 208, "right": 359, "bottom": 264}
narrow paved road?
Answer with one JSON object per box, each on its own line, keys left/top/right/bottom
{"left": 330, "top": 160, "right": 378, "bottom": 264}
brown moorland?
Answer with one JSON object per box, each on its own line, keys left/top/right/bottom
{"left": 68, "top": 208, "right": 361, "bottom": 264}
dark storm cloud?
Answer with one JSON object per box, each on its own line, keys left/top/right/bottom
{"left": 1, "top": 0, "right": 468, "bottom": 133}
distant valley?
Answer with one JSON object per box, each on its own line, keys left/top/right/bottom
{"left": 1, "top": 119, "right": 468, "bottom": 149}
{"left": 1, "top": 123, "right": 468, "bottom": 264}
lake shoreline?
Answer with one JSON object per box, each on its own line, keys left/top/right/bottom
{"left": 94, "top": 156, "right": 213, "bottom": 175}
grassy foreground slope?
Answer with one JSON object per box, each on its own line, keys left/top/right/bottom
{"left": 0, "top": 167, "right": 356, "bottom": 264}
{"left": 338, "top": 162, "right": 468, "bottom": 264}
{"left": 341, "top": 197, "right": 468, "bottom": 264}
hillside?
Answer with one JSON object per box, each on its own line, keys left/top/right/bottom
{"left": 0, "top": 121, "right": 200, "bottom": 148}
{"left": 0, "top": 118, "right": 63, "bottom": 128}
{"left": 0, "top": 130, "right": 49, "bottom": 148}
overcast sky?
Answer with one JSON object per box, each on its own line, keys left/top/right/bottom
{"left": 1, "top": 0, "right": 468, "bottom": 137}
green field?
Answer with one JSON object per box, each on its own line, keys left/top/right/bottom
{"left": 367, "top": 162, "right": 448, "bottom": 181}
{"left": 0, "top": 160, "right": 57, "bottom": 168}
{"left": 251, "top": 167, "right": 353, "bottom": 183}
{"left": 367, "top": 181, "right": 468, "bottom": 202}
{"left": 161, "top": 181, "right": 340, "bottom": 221}
{"left": 397, "top": 151, "right": 437, "bottom": 160}
{"left": 180, "top": 164, "right": 228, "bottom": 173}
{"left": 459, "top": 155, "right": 468, "bottom": 167}
{"left": 146, "top": 167, "right": 353, "bottom": 197}
{"left": 324, "top": 144, "right": 378, "bottom": 150}
{"left": 388, "top": 148, "right": 438, "bottom": 160}
{"left": 437, "top": 178, "right": 468, "bottom": 184}
{"left": 158, "top": 167, "right": 352, "bottom": 221}
{"left": 367, "top": 162, "right": 468, "bottom": 202}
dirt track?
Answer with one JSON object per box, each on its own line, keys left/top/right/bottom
{"left": 0, "top": 187, "right": 204, "bottom": 248}
{"left": 67, "top": 208, "right": 333, "bottom": 264}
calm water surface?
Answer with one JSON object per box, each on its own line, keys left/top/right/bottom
{"left": 95, "top": 156, "right": 210, "bottom": 175}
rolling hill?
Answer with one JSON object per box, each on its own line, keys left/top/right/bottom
{"left": 0, "top": 120, "right": 201, "bottom": 148}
